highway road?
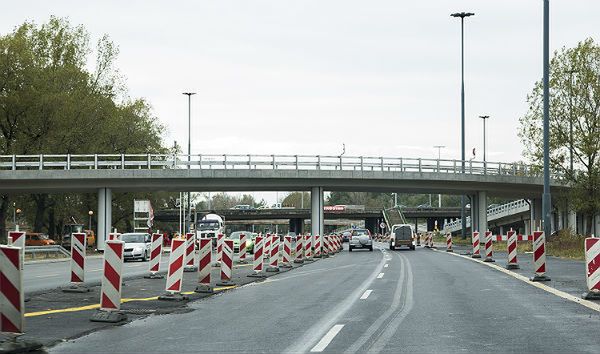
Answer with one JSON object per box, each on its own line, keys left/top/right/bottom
{"left": 49, "top": 242, "right": 600, "bottom": 353}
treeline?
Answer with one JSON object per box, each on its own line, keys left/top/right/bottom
{"left": 0, "top": 17, "right": 173, "bottom": 239}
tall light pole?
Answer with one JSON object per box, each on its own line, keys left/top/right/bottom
{"left": 565, "top": 69, "right": 578, "bottom": 174}
{"left": 541, "top": 0, "right": 552, "bottom": 273}
{"left": 88, "top": 210, "right": 94, "bottom": 231}
{"left": 183, "top": 92, "right": 196, "bottom": 233}
{"left": 478, "top": 115, "right": 490, "bottom": 163}
{"left": 434, "top": 146, "right": 445, "bottom": 207}
{"left": 451, "top": 11, "right": 474, "bottom": 238}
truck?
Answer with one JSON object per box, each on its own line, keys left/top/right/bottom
{"left": 389, "top": 224, "right": 415, "bottom": 251}
{"left": 196, "top": 213, "right": 224, "bottom": 246}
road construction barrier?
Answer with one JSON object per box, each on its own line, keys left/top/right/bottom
{"left": 327, "top": 235, "right": 334, "bottom": 254}
{"left": 483, "top": 230, "right": 495, "bottom": 262}
{"left": 531, "top": 230, "right": 550, "bottom": 281}
{"left": 314, "top": 235, "right": 322, "bottom": 258}
{"left": 267, "top": 235, "right": 280, "bottom": 272}
{"left": 70, "top": 233, "right": 87, "bottom": 284}
{"left": 218, "top": 239, "right": 234, "bottom": 285}
{"left": 99, "top": 240, "right": 125, "bottom": 311}
{"left": 294, "top": 235, "right": 304, "bottom": 264}
{"left": 305, "top": 235, "right": 313, "bottom": 260}
{"left": 506, "top": 229, "right": 519, "bottom": 269}
{"left": 249, "top": 235, "right": 265, "bottom": 277}
{"left": 7, "top": 231, "right": 25, "bottom": 265}
{"left": 107, "top": 232, "right": 121, "bottom": 242}
{"left": 583, "top": 237, "right": 600, "bottom": 299}
{"left": 282, "top": 236, "right": 292, "bottom": 268}
{"left": 264, "top": 233, "right": 271, "bottom": 262}
{"left": 492, "top": 234, "right": 534, "bottom": 241}
{"left": 446, "top": 233, "right": 453, "bottom": 252}
{"left": 165, "top": 238, "right": 185, "bottom": 293}
{"left": 0, "top": 244, "right": 24, "bottom": 333}
{"left": 239, "top": 233, "right": 247, "bottom": 263}
{"left": 323, "top": 236, "right": 330, "bottom": 257}
{"left": 143, "top": 233, "right": 164, "bottom": 279}
{"left": 471, "top": 231, "right": 481, "bottom": 258}
{"left": 184, "top": 233, "right": 197, "bottom": 272}
{"left": 195, "top": 238, "right": 213, "bottom": 293}
{"left": 217, "top": 233, "right": 225, "bottom": 263}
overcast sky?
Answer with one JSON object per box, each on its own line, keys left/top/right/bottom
{"left": 2, "top": 1, "right": 599, "bottom": 203}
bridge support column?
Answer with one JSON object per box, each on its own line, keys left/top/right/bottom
{"left": 97, "top": 188, "right": 112, "bottom": 251}
{"left": 289, "top": 218, "right": 304, "bottom": 235}
{"left": 470, "top": 194, "right": 478, "bottom": 232}
{"left": 477, "top": 191, "right": 488, "bottom": 235}
{"left": 364, "top": 218, "right": 378, "bottom": 235}
{"left": 531, "top": 198, "right": 542, "bottom": 232}
{"left": 311, "top": 187, "right": 324, "bottom": 237}
{"left": 568, "top": 210, "right": 577, "bottom": 234}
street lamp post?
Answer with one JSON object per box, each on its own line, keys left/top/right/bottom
{"left": 451, "top": 11, "right": 475, "bottom": 238}
{"left": 542, "top": 0, "right": 552, "bottom": 259}
{"left": 479, "top": 115, "right": 490, "bottom": 163}
{"left": 434, "top": 146, "right": 446, "bottom": 207}
{"left": 88, "top": 210, "right": 94, "bottom": 231}
{"left": 183, "top": 92, "right": 196, "bottom": 233}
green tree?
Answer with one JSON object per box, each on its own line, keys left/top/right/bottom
{"left": 519, "top": 38, "right": 600, "bottom": 235}
{"left": 281, "top": 192, "right": 310, "bottom": 208}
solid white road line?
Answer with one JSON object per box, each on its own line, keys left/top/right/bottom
{"left": 377, "top": 273, "right": 384, "bottom": 279}
{"left": 384, "top": 264, "right": 389, "bottom": 268}
{"left": 360, "top": 290, "right": 373, "bottom": 300}
{"left": 310, "top": 324, "right": 345, "bottom": 352}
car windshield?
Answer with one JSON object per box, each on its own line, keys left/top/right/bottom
{"left": 352, "top": 229, "right": 369, "bottom": 236}
{"left": 198, "top": 221, "right": 219, "bottom": 230}
{"left": 121, "top": 234, "right": 146, "bottom": 243}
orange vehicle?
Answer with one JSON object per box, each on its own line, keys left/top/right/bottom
{"left": 25, "top": 232, "right": 56, "bottom": 246}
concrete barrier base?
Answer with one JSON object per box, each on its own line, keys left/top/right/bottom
{"left": 506, "top": 264, "right": 520, "bottom": 269}
{"left": 530, "top": 275, "right": 551, "bottom": 282}
{"left": 247, "top": 272, "right": 267, "bottom": 278}
{"left": 582, "top": 291, "right": 600, "bottom": 300}
{"left": 62, "top": 285, "right": 90, "bottom": 293}
{"left": 158, "top": 293, "right": 189, "bottom": 301}
{"left": 266, "top": 266, "right": 280, "bottom": 272}
{"left": 194, "top": 284, "right": 214, "bottom": 294}
{"left": 216, "top": 280, "right": 235, "bottom": 287}
{"left": 280, "top": 263, "right": 293, "bottom": 269}
{"left": 471, "top": 254, "right": 481, "bottom": 259}
{"left": 0, "top": 335, "right": 42, "bottom": 353}
{"left": 446, "top": 249, "right": 454, "bottom": 253}
{"left": 184, "top": 266, "right": 198, "bottom": 272}
{"left": 483, "top": 258, "right": 495, "bottom": 263}
{"left": 144, "top": 273, "right": 164, "bottom": 279}
{"left": 293, "top": 259, "right": 304, "bottom": 264}
{"left": 90, "top": 310, "right": 127, "bottom": 323}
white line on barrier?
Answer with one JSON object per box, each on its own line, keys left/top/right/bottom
{"left": 437, "top": 249, "right": 600, "bottom": 313}
{"left": 377, "top": 273, "right": 384, "bottom": 279}
{"left": 310, "top": 324, "right": 345, "bottom": 352}
{"left": 360, "top": 290, "right": 373, "bottom": 300}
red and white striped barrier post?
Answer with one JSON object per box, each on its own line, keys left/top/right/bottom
{"left": 184, "top": 233, "right": 197, "bottom": 272}
{"left": 64, "top": 232, "right": 90, "bottom": 293}
{"left": 471, "top": 231, "right": 481, "bottom": 258}
{"left": 195, "top": 238, "right": 213, "bottom": 293}
{"left": 91, "top": 239, "right": 127, "bottom": 323}
{"left": 294, "top": 235, "right": 304, "bottom": 264}
{"left": 506, "top": 229, "right": 520, "bottom": 269}
{"left": 215, "top": 233, "right": 225, "bottom": 266}
{"left": 237, "top": 233, "right": 248, "bottom": 264}
{"left": 531, "top": 230, "right": 551, "bottom": 282}
{"left": 160, "top": 238, "right": 187, "bottom": 300}
{"left": 266, "top": 235, "right": 280, "bottom": 272}
{"left": 446, "top": 233, "right": 453, "bottom": 253}
{"left": 583, "top": 237, "right": 600, "bottom": 299}
{"left": 8, "top": 231, "right": 25, "bottom": 263}
{"left": 328, "top": 235, "right": 335, "bottom": 254}
{"left": 248, "top": 235, "right": 266, "bottom": 278}
{"left": 483, "top": 230, "right": 495, "bottom": 262}
{"left": 217, "top": 239, "right": 234, "bottom": 286}
{"left": 107, "top": 232, "right": 121, "bottom": 242}
{"left": 322, "top": 236, "right": 330, "bottom": 258}
{"left": 314, "top": 235, "right": 322, "bottom": 258}
{"left": 304, "top": 235, "right": 314, "bottom": 262}
{"left": 0, "top": 244, "right": 24, "bottom": 332}
{"left": 263, "top": 233, "right": 271, "bottom": 263}
{"left": 281, "top": 236, "right": 293, "bottom": 268}
{"left": 424, "top": 234, "right": 430, "bottom": 248}
{"left": 145, "top": 233, "right": 164, "bottom": 279}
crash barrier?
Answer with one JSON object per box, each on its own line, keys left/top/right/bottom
{"left": 25, "top": 245, "right": 71, "bottom": 259}
{"left": 294, "top": 235, "right": 304, "bottom": 264}
{"left": 531, "top": 231, "right": 550, "bottom": 282}
{"left": 239, "top": 233, "right": 247, "bottom": 263}
{"left": 165, "top": 238, "right": 185, "bottom": 294}
{"left": 446, "top": 233, "right": 453, "bottom": 252}
{"left": 196, "top": 238, "right": 213, "bottom": 292}
{"left": 484, "top": 230, "right": 495, "bottom": 262}
{"left": 267, "top": 235, "right": 279, "bottom": 272}
{"left": 506, "top": 229, "right": 519, "bottom": 269}
{"left": 218, "top": 239, "right": 234, "bottom": 285}
{"left": 70, "top": 233, "right": 86, "bottom": 283}
{"left": 145, "top": 233, "right": 164, "bottom": 278}
{"left": 264, "top": 234, "right": 271, "bottom": 262}
{"left": 282, "top": 236, "right": 292, "bottom": 268}
{"left": 184, "top": 233, "right": 197, "bottom": 272}
{"left": 314, "top": 235, "right": 322, "bottom": 258}
{"left": 250, "top": 235, "right": 265, "bottom": 277}
{"left": 217, "top": 233, "right": 225, "bottom": 264}
{"left": 99, "top": 240, "right": 125, "bottom": 311}
{"left": 0, "top": 244, "right": 24, "bottom": 333}
{"left": 583, "top": 237, "right": 600, "bottom": 299}
{"left": 471, "top": 231, "right": 481, "bottom": 258}
{"left": 305, "top": 235, "right": 313, "bottom": 260}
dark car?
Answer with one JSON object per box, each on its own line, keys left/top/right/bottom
{"left": 342, "top": 231, "right": 351, "bottom": 243}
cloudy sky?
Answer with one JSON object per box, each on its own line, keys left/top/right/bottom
{"left": 2, "top": 1, "right": 599, "bottom": 202}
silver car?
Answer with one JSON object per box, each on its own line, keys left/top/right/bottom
{"left": 122, "top": 233, "right": 151, "bottom": 262}
{"left": 348, "top": 229, "right": 373, "bottom": 252}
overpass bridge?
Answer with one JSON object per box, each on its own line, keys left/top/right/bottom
{"left": 0, "top": 153, "right": 570, "bottom": 249}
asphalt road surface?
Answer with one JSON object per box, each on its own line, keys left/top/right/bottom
{"left": 50, "top": 243, "right": 600, "bottom": 353}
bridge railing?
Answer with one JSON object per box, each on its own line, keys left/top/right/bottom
{"left": 0, "top": 154, "right": 544, "bottom": 178}
{"left": 443, "top": 199, "right": 531, "bottom": 233}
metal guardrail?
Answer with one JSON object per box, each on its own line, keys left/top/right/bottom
{"left": 443, "top": 199, "right": 531, "bottom": 233}
{"left": 25, "top": 245, "right": 70, "bottom": 258}
{"left": 0, "top": 154, "right": 547, "bottom": 178}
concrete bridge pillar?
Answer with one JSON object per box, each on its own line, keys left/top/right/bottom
{"left": 289, "top": 218, "right": 304, "bottom": 235}
{"left": 531, "top": 198, "right": 542, "bottom": 232}
{"left": 470, "top": 194, "right": 477, "bottom": 233}
{"left": 364, "top": 217, "right": 378, "bottom": 235}
{"left": 311, "top": 187, "right": 324, "bottom": 236}
{"left": 97, "top": 187, "right": 112, "bottom": 251}
{"left": 568, "top": 210, "right": 577, "bottom": 233}
{"left": 477, "top": 191, "right": 488, "bottom": 234}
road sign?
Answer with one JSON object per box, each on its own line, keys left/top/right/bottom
{"left": 380, "top": 222, "right": 386, "bottom": 229}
